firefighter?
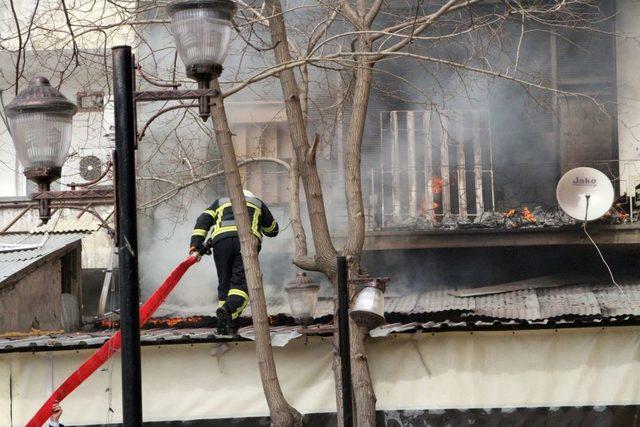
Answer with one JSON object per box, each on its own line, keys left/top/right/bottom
{"left": 189, "top": 190, "right": 279, "bottom": 335}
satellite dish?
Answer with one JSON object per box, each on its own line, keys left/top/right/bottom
{"left": 556, "top": 167, "right": 614, "bottom": 221}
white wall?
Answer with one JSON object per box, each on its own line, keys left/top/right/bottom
{"left": 616, "top": 0, "right": 640, "bottom": 196}
{"left": 3, "top": 327, "right": 640, "bottom": 425}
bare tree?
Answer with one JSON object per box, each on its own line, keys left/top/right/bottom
{"left": 0, "top": 1, "right": 626, "bottom": 426}
{"left": 256, "top": 1, "right": 621, "bottom": 425}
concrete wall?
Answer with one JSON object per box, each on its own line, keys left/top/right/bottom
{"left": 0, "top": 260, "right": 62, "bottom": 332}
{"left": 2, "top": 327, "right": 640, "bottom": 425}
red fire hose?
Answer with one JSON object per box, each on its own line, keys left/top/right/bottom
{"left": 27, "top": 255, "right": 198, "bottom": 427}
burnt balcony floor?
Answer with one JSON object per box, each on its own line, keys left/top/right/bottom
{"left": 332, "top": 223, "right": 640, "bottom": 251}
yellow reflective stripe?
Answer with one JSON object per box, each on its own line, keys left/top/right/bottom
{"left": 262, "top": 220, "right": 277, "bottom": 233}
{"left": 211, "top": 225, "right": 238, "bottom": 237}
{"left": 192, "top": 229, "right": 207, "bottom": 237}
{"left": 211, "top": 226, "right": 262, "bottom": 240}
{"left": 216, "top": 202, "right": 231, "bottom": 217}
{"left": 251, "top": 209, "right": 260, "bottom": 235}
{"left": 215, "top": 203, "right": 230, "bottom": 230}
{"left": 231, "top": 298, "right": 249, "bottom": 320}
{"left": 207, "top": 201, "right": 264, "bottom": 240}
{"left": 228, "top": 289, "right": 249, "bottom": 320}
{"left": 228, "top": 289, "right": 249, "bottom": 300}
{"left": 246, "top": 202, "right": 262, "bottom": 213}
{"left": 204, "top": 209, "right": 217, "bottom": 220}
{"left": 218, "top": 300, "right": 225, "bottom": 307}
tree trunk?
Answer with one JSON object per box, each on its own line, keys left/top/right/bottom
{"left": 343, "top": 55, "right": 372, "bottom": 269}
{"left": 209, "top": 80, "right": 303, "bottom": 427}
{"left": 343, "top": 40, "right": 378, "bottom": 427}
{"left": 265, "top": 0, "right": 336, "bottom": 275}
{"left": 265, "top": 2, "right": 378, "bottom": 426}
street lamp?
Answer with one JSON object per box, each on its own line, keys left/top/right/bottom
{"left": 109, "top": 2, "right": 238, "bottom": 424}
{"left": 5, "top": 76, "right": 77, "bottom": 223}
{"left": 350, "top": 278, "right": 387, "bottom": 330}
{"left": 167, "top": 0, "right": 237, "bottom": 121}
{"left": 285, "top": 272, "right": 320, "bottom": 326}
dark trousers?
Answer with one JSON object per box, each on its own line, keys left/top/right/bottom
{"left": 212, "top": 237, "right": 249, "bottom": 319}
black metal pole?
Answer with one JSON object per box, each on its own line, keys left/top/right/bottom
{"left": 112, "top": 45, "right": 142, "bottom": 426}
{"left": 337, "top": 256, "right": 353, "bottom": 427}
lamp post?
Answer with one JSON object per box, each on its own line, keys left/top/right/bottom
{"left": 284, "top": 262, "right": 388, "bottom": 427}
{"left": 285, "top": 272, "right": 320, "bottom": 326}
{"left": 5, "top": 77, "right": 77, "bottom": 223}
{"left": 167, "top": 0, "right": 236, "bottom": 121}
{"left": 350, "top": 278, "right": 387, "bottom": 330}
{"left": 336, "top": 256, "right": 354, "bottom": 427}
{"left": 110, "top": 1, "right": 237, "bottom": 424}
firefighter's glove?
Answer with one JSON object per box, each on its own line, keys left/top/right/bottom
{"left": 189, "top": 246, "right": 202, "bottom": 262}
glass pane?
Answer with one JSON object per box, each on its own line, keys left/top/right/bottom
{"left": 171, "top": 8, "right": 232, "bottom": 67}
{"left": 286, "top": 287, "right": 318, "bottom": 321}
{"left": 9, "top": 112, "right": 72, "bottom": 169}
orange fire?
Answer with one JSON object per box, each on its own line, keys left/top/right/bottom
{"left": 522, "top": 207, "right": 536, "bottom": 223}
{"left": 502, "top": 207, "right": 536, "bottom": 222}
{"left": 145, "top": 316, "right": 207, "bottom": 328}
{"left": 603, "top": 205, "right": 629, "bottom": 223}
{"left": 503, "top": 208, "right": 516, "bottom": 218}
{"left": 98, "top": 316, "right": 211, "bottom": 330}
{"left": 431, "top": 177, "right": 443, "bottom": 194}
{"left": 432, "top": 202, "right": 439, "bottom": 209}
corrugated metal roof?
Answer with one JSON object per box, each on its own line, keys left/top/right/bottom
{"left": 0, "top": 325, "right": 322, "bottom": 352}
{"left": 30, "top": 210, "right": 101, "bottom": 233}
{"left": 0, "top": 233, "right": 83, "bottom": 284}
{"left": 155, "top": 278, "right": 640, "bottom": 323}
{"left": 537, "top": 286, "right": 601, "bottom": 319}
{"left": 4, "top": 276, "right": 640, "bottom": 353}
{"left": 155, "top": 278, "right": 640, "bottom": 324}
{"left": 593, "top": 279, "right": 640, "bottom": 317}
{"left": 412, "top": 290, "right": 475, "bottom": 314}
{"left": 3, "top": 314, "right": 639, "bottom": 353}
{"left": 474, "top": 290, "right": 542, "bottom": 320}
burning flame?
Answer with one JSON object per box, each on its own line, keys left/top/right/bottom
{"left": 432, "top": 202, "right": 439, "bottom": 209}
{"left": 145, "top": 316, "right": 207, "bottom": 328}
{"left": 98, "top": 316, "right": 211, "bottom": 330}
{"left": 502, "top": 207, "right": 536, "bottom": 223}
{"left": 431, "top": 177, "right": 444, "bottom": 194}
{"left": 522, "top": 207, "right": 536, "bottom": 223}
{"left": 603, "top": 205, "right": 629, "bottom": 223}
{"left": 503, "top": 208, "right": 516, "bottom": 218}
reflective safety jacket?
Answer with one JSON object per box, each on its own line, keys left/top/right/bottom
{"left": 190, "top": 196, "right": 279, "bottom": 249}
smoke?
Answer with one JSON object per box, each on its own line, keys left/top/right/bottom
{"left": 132, "top": 1, "right": 630, "bottom": 315}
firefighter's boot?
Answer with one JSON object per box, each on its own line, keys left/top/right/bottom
{"left": 216, "top": 305, "right": 232, "bottom": 335}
